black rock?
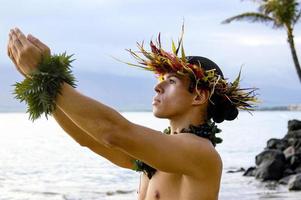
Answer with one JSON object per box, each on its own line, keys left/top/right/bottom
{"left": 288, "top": 120, "right": 301, "bottom": 132}
{"left": 296, "top": 146, "right": 301, "bottom": 154}
{"left": 243, "top": 119, "right": 301, "bottom": 191}
{"left": 227, "top": 167, "right": 245, "bottom": 173}
{"left": 289, "top": 153, "right": 301, "bottom": 168}
{"left": 287, "top": 137, "right": 297, "bottom": 146}
{"left": 255, "top": 160, "right": 286, "bottom": 181}
{"left": 255, "top": 150, "right": 286, "bottom": 166}
{"left": 283, "top": 168, "right": 295, "bottom": 177}
{"left": 279, "top": 174, "right": 294, "bottom": 185}
{"left": 285, "top": 130, "right": 301, "bottom": 139}
{"left": 266, "top": 138, "right": 288, "bottom": 151}
{"left": 288, "top": 173, "right": 301, "bottom": 190}
{"left": 243, "top": 167, "right": 256, "bottom": 177}
{"left": 294, "top": 165, "right": 301, "bottom": 173}
{"left": 255, "top": 150, "right": 286, "bottom": 181}
{"left": 283, "top": 146, "right": 295, "bottom": 159}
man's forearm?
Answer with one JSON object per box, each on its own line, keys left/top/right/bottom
{"left": 52, "top": 107, "right": 95, "bottom": 147}
{"left": 55, "top": 82, "right": 130, "bottom": 145}
{"left": 52, "top": 107, "right": 134, "bottom": 169}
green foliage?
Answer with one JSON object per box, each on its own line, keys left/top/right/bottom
{"left": 223, "top": 0, "right": 301, "bottom": 29}
{"left": 132, "top": 159, "right": 156, "bottom": 179}
{"left": 13, "top": 53, "right": 77, "bottom": 121}
{"left": 223, "top": 0, "right": 301, "bottom": 83}
{"left": 180, "top": 121, "right": 223, "bottom": 147}
{"left": 222, "top": 12, "right": 274, "bottom": 25}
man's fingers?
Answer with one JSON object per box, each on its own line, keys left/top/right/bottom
{"left": 27, "top": 34, "right": 50, "bottom": 55}
{"left": 8, "top": 33, "right": 20, "bottom": 62}
{"left": 9, "top": 32, "right": 20, "bottom": 58}
{"left": 8, "top": 33, "right": 13, "bottom": 57}
{"left": 9, "top": 48, "right": 27, "bottom": 77}
{"left": 10, "top": 45, "right": 19, "bottom": 61}
{"left": 7, "top": 40, "right": 11, "bottom": 57}
{"left": 14, "top": 28, "right": 28, "bottom": 46}
{"left": 7, "top": 44, "right": 26, "bottom": 77}
{"left": 10, "top": 31, "right": 23, "bottom": 53}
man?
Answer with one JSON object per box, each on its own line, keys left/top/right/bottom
{"left": 7, "top": 27, "right": 256, "bottom": 200}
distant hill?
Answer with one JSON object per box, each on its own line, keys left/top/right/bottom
{"left": 1, "top": 67, "right": 301, "bottom": 112}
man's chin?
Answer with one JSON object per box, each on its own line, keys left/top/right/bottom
{"left": 152, "top": 109, "right": 168, "bottom": 118}
{"left": 153, "top": 114, "right": 165, "bottom": 118}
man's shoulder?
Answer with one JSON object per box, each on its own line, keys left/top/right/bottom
{"left": 172, "top": 132, "right": 216, "bottom": 152}
{"left": 172, "top": 133, "right": 222, "bottom": 171}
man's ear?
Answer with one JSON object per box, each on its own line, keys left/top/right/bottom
{"left": 192, "top": 90, "right": 209, "bottom": 106}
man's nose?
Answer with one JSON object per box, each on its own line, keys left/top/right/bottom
{"left": 154, "top": 82, "right": 164, "bottom": 93}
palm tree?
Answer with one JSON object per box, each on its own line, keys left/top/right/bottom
{"left": 222, "top": 0, "right": 301, "bottom": 83}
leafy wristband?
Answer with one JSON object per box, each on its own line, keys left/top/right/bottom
{"left": 13, "top": 53, "right": 77, "bottom": 121}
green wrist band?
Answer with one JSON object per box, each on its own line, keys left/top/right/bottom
{"left": 13, "top": 52, "right": 77, "bottom": 121}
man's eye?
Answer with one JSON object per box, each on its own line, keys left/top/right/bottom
{"left": 169, "top": 79, "right": 176, "bottom": 84}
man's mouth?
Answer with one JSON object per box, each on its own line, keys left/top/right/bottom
{"left": 152, "top": 97, "right": 161, "bottom": 105}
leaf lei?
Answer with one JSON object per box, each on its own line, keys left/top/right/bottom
{"left": 133, "top": 121, "right": 222, "bottom": 179}
{"left": 13, "top": 53, "right": 77, "bottom": 121}
{"left": 179, "top": 121, "right": 222, "bottom": 147}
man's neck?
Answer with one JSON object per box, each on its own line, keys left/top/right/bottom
{"left": 168, "top": 114, "right": 206, "bottom": 135}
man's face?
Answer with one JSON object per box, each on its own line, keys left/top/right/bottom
{"left": 152, "top": 72, "right": 195, "bottom": 119}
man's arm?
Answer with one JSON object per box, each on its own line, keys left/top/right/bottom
{"left": 7, "top": 28, "right": 135, "bottom": 170}
{"left": 56, "top": 83, "right": 221, "bottom": 176}
{"left": 52, "top": 107, "right": 135, "bottom": 169}
{"left": 8, "top": 28, "right": 220, "bottom": 177}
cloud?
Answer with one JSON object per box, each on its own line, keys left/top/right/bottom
{"left": 236, "top": 35, "right": 301, "bottom": 47}
{"left": 212, "top": 30, "right": 301, "bottom": 47}
{"left": 1, "top": 0, "right": 301, "bottom": 108}
{"left": 1, "top": 0, "right": 300, "bottom": 81}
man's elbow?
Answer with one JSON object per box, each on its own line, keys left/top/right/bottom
{"left": 101, "top": 132, "right": 117, "bottom": 148}
{"left": 100, "top": 120, "right": 132, "bottom": 150}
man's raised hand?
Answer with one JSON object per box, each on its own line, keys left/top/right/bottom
{"left": 7, "top": 28, "right": 48, "bottom": 77}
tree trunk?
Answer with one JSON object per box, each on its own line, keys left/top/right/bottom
{"left": 287, "top": 29, "right": 301, "bottom": 83}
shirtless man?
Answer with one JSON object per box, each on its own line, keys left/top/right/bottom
{"left": 7, "top": 27, "right": 256, "bottom": 200}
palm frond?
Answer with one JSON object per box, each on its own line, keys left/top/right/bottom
{"left": 259, "top": 0, "right": 278, "bottom": 14}
{"left": 222, "top": 12, "right": 275, "bottom": 24}
{"left": 293, "top": 9, "right": 301, "bottom": 24}
{"left": 241, "top": 0, "right": 266, "bottom": 2}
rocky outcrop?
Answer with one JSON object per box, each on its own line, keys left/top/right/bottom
{"left": 254, "top": 149, "right": 286, "bottom": 180}
{"left": 244, "top": 119, "right": 301, "bottom": 190}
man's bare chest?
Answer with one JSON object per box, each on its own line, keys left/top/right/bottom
{"left": 138, "top": 171, "right": 182, "bottom": 200}
{"left": 138, "top": 170, "right": 214, "bottom": 200}
{"left": 138, "top": 171, "right": 205, "bottom": 200}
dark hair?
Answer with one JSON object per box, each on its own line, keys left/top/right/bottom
{"left": 186, "top": 56, "right": 238, "bottom": 123}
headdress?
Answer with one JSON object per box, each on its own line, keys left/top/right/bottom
{"left": 122, "top": 26, "right": 258, "bottom": 123}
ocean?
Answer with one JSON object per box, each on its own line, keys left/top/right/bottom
{"left": 0, "top": 111, "right": 301, "bottom": 200}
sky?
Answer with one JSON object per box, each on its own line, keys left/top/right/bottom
{"left": 0, "top": 0, "right": 301, "bottom": 108}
